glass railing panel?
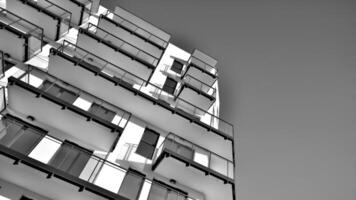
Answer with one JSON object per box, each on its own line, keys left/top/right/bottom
{"left": 31, "top": 0, "right": 72, "bottom": 23}
{"left": 147, "top": 180, "right": 197, "bottom": 200}
{"left": 85, "top": 23, "right": 159, "bottom": 67}
{"left": 57, "top": 41, "right": 233, "bottom": 139}
{"left": 30, "top": 0, "right": 72, "bottom": 36}
{"left": 104, "top": 10, "right": 168, "bottom": 48}
{"left": 188, "top": 56, "right": 218, "bottom": 77}
{"left": 155, "top": 133, "right": 234, "bottom": 180}
{"left": 0, "top": 8, "right": 43, "bottom": 60}
{"left": 182, "top": 74, "right": 216, "bottom": 97}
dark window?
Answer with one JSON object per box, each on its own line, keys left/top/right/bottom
{"left": 171, "top": 60, "right": 184, "bottom": 74}
{"left": 41, "top": 80, "right": 77, "bottom": 104}
{"left": 0, "top": 118, "right": 45, "bottom": 155}
{"left": 20, "top": 196, "right": 34, "bottom": 200}
{"left": 118, "top": 170, "right": 145, "bottom": 199}
{"left": 136, "top": 128, "right": 159, "bottom": 159}
{"left": 162, "top": 77, "right": 177, "bottom": 95}
{"left": 148, "top": 180, "right": 188, "bottom": 200}
{"left": 89, "top": 103, "right": 116, "bottom": 122}
{"left": 49, "top": 141, "right": 92, "bottom": 177}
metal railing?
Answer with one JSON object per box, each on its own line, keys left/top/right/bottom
{"left": 187, "top": 56, "right": 218, "bottom": 77}
{"left": 103, "top": 10, "right": 169, "bottom": 49}
{"left": 56, "top": 40, "right": 234, "bottom": 139}
{"left": 0, "top": 7, "right": 44, "bottom": 60}
{"left": 23, "top": 0, "right": 72, "bottom": 22}
{"left": 182, "top": 74, "right": 216, "bottom": 97}
{"left": 86, "top": 23, "right": 160, "bottom": 67}
{"left": 154, "top": 133, "right": 234, "bottom": 180}
{"left": 0, "top": 115, "right": 198, "bottom": 200}
{"left": 14, "top": 66, "right": 131, "bottom": 130}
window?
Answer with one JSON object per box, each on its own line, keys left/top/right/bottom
{"left": 136, "top": 128, "right": 159, "bottom": 159}
{"left": 148, "top": 180, "right": 188, "bottom": 200}
{"left": 0, "top": 117, "right": 45, "bottom": 156}
{"left": 162, "top": 77, "right": 177, "bottom": 95}
{"left": 20, "top": 196, "right": 34, "bottom": 200}
{"left": 170, "top": 60, "right": 184, "bottom": 74}
{"left": 89, "top": 103, "right": 116, "bottom": 122}
{"left": 49, "top": 141, "right": 92, "bottom": 177}
{"left": 118, "top": 169, "right": 145, "bottom": 199}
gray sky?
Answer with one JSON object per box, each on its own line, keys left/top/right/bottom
{"left": 103, "top": 0, "right": 356, "bottom": 200}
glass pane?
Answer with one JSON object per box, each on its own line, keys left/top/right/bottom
{"left": 118, "top": 171, "right": 144, "bottom": 199}
{"left": 147, "top": 182, "right": 166, "bottom": 200}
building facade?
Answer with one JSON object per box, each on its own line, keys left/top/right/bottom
{"left": 0, "top": 1, "right": 236, "bottom": 200}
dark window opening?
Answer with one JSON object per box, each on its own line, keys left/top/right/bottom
{"left": 136, "top": 128, "right": 159, "bottom": 159}
{"left": 171, "top": 60, "right": 184, "bottom": 74}
{"left": 89, "top": 103, "right": 116, "bottom": 122}
{"left": 20, "top": 196, "right": 34, "bottom": 200}
{"left": 162, "top": 77, "right": 177, "bottom": 95}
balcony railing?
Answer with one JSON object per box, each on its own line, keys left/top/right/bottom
{"left": 20, "top": 0, "right": 72, "bottom": 23}
{"left": 179, "top": 74, "right": 216, "bottom": 100}
{"left": 0, "top": 7, "right": 44, "bottom": 61}
{"left": 102, "top": 10, "right": 169, "bottom": 50}
{"left": 185, "top": 56, "right": 218, "bottom": 78}
{"left": 153, "top": 133, "right": 234, "bottom": 183}
{"left": 16, "top": 0, "right": 72, "bottom": 40}
{"left": 83, "top": 23, "right": 160, "bottom": 68}
{"left": 0, "top": 114, "right": 198, "bottom": 200}
{"left": 54, "top": 40, "right": 234, "bottom": 140}
{"left": 8, "top": 66, "right": 131, "bottom": 134}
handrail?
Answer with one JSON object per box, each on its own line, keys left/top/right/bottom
{"left": 154, "top": 132, "right": 234, "bottom": 180}
{"left": 56, "top": 40, "right": 234, "bottom": 139}
{"left": 85, "top": 23, "right": 160, "bottom": 66}
{"left": 0, "top": 115, "right": 198, "bottom": 200}
{"left": 103, "top": 9, "right": 169, "bottom": 48}
{"left": 12, "top": 65, "right": 132, "bottom": 131}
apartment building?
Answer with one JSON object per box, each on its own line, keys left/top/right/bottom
{"left": 0, "top": 1, "right": 236, "bottom": 200}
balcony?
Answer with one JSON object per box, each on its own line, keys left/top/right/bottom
{"left": 47, "top": 0, "right": 92, "bottom": 25}
{"left": 183, "top": 49, "right": 218, "bottom": 79}
{"left": 48, "top": 40, "right": 234, "bottom": 160}
{"left": 170, "top": 73, "right": 216, "bottom": 111}
{"left": 75, "top": 25, "right": 154, "bottom": 81}
{"left": 6, "top": 66, "right": 131, "bottom": 151}
{"left": 99, "top": 9, "right": 170, "bottom": 51}
{"left": 0, "top": 7, "right": 44, "bottom": 62}
{"left": 0, "top": 114, "right": 200, "bottom": 200}
{"left": 80, "top": 23, "right": 161, "bottom": 69}
{"left": 5, "top": 0, "right": 71, "bottom": 41}
{"left": 152, "top": 133, "right": 235, "bottom": 200}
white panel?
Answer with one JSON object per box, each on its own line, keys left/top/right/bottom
{"left": 28, "top": 135, "right": 61, "bottom": 164}
{"left": 93, "top": 164, "right": 126, "bottom": 193}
